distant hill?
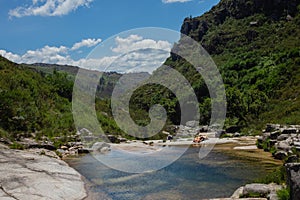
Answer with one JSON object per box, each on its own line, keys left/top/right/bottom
{"left": 23, "top": 63, "right": 122, "bottom": 99}
{"left": 23, "top": 63, "right": 80, "bottom": 76}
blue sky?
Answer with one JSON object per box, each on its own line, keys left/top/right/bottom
{"left": 0, "top": 0, "right": 220, "bottom": 71}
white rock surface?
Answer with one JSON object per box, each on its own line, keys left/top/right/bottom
{"left": 0, "top": 148, "right": 87, "bottom": 200}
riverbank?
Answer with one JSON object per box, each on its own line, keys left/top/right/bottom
{"left": 109, "top": 136, "right": 260, "bottom": 153}
{"left": 0, "top": 144, "right": 87, "bottom": 200}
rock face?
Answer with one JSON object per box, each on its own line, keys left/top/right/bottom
{"left": 179, "top": 0, "right": 300, "bottom": 43}
{"left": 0, "top": 148, "right": 86, "bottom": 200}
{"left": 286, "top": 163, "right": 300, "bottom": 200}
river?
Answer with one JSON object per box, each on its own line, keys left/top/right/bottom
{"left": 66, "top": 145, "right": 281, "bottom": 200}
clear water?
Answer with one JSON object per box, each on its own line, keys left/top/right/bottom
{"left": 67, "top": 146, "right": 276, "bottom": 200}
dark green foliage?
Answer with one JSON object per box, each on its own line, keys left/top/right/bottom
{"left": 277, "top": 188, "right": 290, "bottom": 200}
{"left": 240, "top": 192, "right": 267, "bottom": 198}
{"left": 166, "top": 0, "right": 300, "bottom": 130}
{"left": 254, "top": 166, "right": 287, "bottom": 185}
{"left": 0, "top": 56, "right": 75, "bottom": 141}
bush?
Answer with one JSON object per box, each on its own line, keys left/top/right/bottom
{"left": 9, "top": 142, "right": 24, "bottom": 150}
{"left": 254, "top": 166, "right": 287, "bottom": 184}
{"left": 277, "top": 188, "right": 290, "bottom": 200}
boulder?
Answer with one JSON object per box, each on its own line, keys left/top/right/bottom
{"left": 185, "top": 121, "right": 198, "bottom": 128}
{"left": 262, "top": 132, "right": 271, "bottom": 140}
{"left": 78, "top": 148, "right": 90, "bottom": 154}
{"left": 282, "top": 128, "right": 297, "bottom": 134}
{"left": 286, "top": 155, "right": 299, "bottom": 163}
{"left": 266, "top": 124, "right": 280, "bottom": 132}
{"left": 270, "top": 131, "right": 281, "bottom": 140}
{"left": 268, "top": 191, "right": 279, "bottom": 200}
{"left": 277, "top": 134, "right": 289, "bottom": 141}
{"left": 276, "top": 141, "right": 292, "bottom": 151}
{"left": 274, "top": 151, "right": 288, "bottom": 160}
{"left": 107, "top": 135, "right": 120, "bottom": 143}
{"left": 200, "top": 125, "right": 209, "bottom": 132}
{"left": 92, "top": 142, "right": 111, "bottom": 153}
{"left": 286, "top": 163, "right": 300, "bottom": 200}
{"left": 269, "top": 140, "right": 277, "bottom": 146}
{"left": 293, "top": 142, "right": 300, "bottom": 147}
{"left": 243, "top": 183, "right": 271, "bottom": 196}
{"left": 231, "top": 186, "right": 244, "bottom": 198}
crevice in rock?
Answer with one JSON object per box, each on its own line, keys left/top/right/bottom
{"left": 0, "top": 185, "right": 19, "bottom": 200}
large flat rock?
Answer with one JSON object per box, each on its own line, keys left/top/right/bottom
{"left": 0, "top": 148, "right": 87, "bottom": 200}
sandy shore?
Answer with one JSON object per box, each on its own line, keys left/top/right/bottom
{"left": 109, "top": 136, "right": 259, "bottom": 153}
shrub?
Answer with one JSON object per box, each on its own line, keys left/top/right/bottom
{"left": 277, "top": 188, "right": 290, "bottom": 200}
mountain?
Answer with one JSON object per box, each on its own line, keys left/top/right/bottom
{"left": 131, "top": 0, "right": 300, "bottom": 133}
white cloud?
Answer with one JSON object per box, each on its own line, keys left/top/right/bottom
{"left": 0, "top": 50, "right": 22, "bottom": 63}
{"left": 0, "top": 35, "right": 172, "bottom": 73}
{"left": 71, "top": 38, "right": 102, "bottom": 51}
{"left": 112, "top": 34, "right": 171, "bottom": 54}
{"left": 9, "top": 0, "right": 94, "bottom": 18}
{"left": 162, "top": 0, "right": 192, "bottom": 3}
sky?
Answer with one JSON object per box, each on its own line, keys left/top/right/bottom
{"left": 0, "top": 0, "right": 220, "bottom": 72}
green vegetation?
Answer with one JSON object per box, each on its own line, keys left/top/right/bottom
{"left": 0, "top": 0, "right": 300, "bottom": 143}
{"left": 129, "top": 0, "right": 300, "bottom": 133}
{"left": 254, "top": 166, "right": 287, "bottom": 185}
{"left": 277, "top": 188, "right": 290, "bottom": 200}
{"left": 240, "top": 192, "right": 267, "bottom": 198}
{"left": 0, "top": 56, "right": 75, "bottom": 143}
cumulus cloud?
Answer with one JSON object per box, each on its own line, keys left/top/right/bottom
{"left": 162, "top": 0, "right": 192, "bottom": 3}
{"left": 112, "top": 35, "right": 171, "bottom": 54}
{"left": 71, "top": 38, "right": 102, "bottom": 51}
{"left": 0, "top": 35, "right": 172, "bottom": 73}
{"left": 9, "top": 0, "right": 94, "bottom": 18}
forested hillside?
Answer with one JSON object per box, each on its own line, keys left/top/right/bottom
{"left": 0, "top": 56, "right": 75, "bottom": 144}
{"left": 131, "top": 0, "right": 300, "bottom": 133}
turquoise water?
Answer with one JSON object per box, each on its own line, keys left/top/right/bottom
{"left": 67, "top": 147, "right": 274, "bottom": 200}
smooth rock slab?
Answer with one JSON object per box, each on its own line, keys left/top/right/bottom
{"left": 0, "top": 149, "right": 86, "bottom": 200}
